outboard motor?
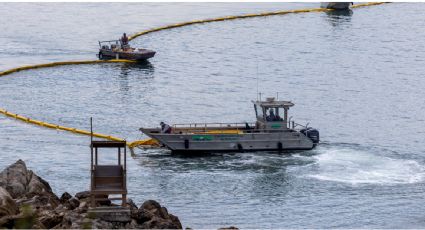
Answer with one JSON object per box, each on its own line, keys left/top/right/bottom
{"left": 300, "top": 128, "right": 320, "bottom": 144}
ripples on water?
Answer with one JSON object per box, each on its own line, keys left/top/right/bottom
{"left": 1, "top": 2, "right": 425, "bottom": 228}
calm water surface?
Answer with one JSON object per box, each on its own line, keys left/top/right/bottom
{"left": 1, "top": 3, "right": 425, "bottom": 228}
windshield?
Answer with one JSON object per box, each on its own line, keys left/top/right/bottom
{"left": 265, "top": 107, "right": 283, "bottom": 122}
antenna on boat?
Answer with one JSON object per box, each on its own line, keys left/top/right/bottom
{"left": 256, "top": 62, "right": 259, "bottom": 101}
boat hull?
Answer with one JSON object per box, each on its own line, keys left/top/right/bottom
{"left": 320, "top": 2, "right": 352, "bottom": 10}
{"left": 141, "top": 129, "right": 315, "bottom": 153}
{"left": 99, "top": 49, "right": 156, "bottom": 61}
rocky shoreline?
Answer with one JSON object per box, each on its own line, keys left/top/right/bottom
{"left": 0, "top": 160, "right": 182, "bottom": 229}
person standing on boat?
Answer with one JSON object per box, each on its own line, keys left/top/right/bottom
{"left": 121, "top": 33, "right": 129, "bottom": 45}
{"left": 160, "top": 122, "right": 172, "bottom": 134}
{"left": 120, "top": 33, "right": 129, "bottom": 51}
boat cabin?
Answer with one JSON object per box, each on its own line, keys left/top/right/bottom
{"left": 253, "top": 97, "right": 294, "bottom": 131}
{"left": 98, "top": 40, "right": 124, "bottom": 51}
{"left": 90, "top": 140, "right": 127, "bottom": 207}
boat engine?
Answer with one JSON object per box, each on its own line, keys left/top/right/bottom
{"left": 300, "top": 128, "right": 320, "bottom": 144}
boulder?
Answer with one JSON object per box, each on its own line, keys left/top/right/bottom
{"left": 0, "top": 187, "right": 18, "bottom": 217}
{"left": 75, "top": 191, "right": 90, "bottom": 200}
{"left": 137, "top": 200, "right": 182, "bottom": 229}
{"left": 38, "top": 210, "right": 63, "bottom": 229}
{"left": 0, "top": 160, "right": 27, "bottom": 198}
{"left": 76, "top": 201, "right": 88, "bottom": 213}
{"left": 59, "top": 192, "right": 72, "bottom": 203}
{"left": 0, "top": 159, "right": 59, "bottom": 208}
{"left": 140, "top": 215, "right": 182, "bottom": 229}
{"left": 127, "top": 198, "right": 139, "bottom": 220}
{"left": 141, "top": 200, "right": 162, "bottom": 211}
{"left": 64, "top": 197, "right": 80, "bottom": 210}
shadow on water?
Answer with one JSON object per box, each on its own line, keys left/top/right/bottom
{"left": 115, "top": 61, "right": 155, "bottom": 93}
{"left": 325, "top": 9, "right": 353, "bottom": 27}
{"left": 119, "top": 60, "right": 155, "bottom": 76}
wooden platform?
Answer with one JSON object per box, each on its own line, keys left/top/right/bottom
{"left": 90, "top": 139, "right": 127, "bottom": 207}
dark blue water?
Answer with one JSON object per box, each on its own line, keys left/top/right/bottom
{"left": 1, "top": 3, "right": 425, "bottom": 228}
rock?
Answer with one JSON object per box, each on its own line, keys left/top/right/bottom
{"left": 38, "top": 210, "right": 63, "bottom": 229}
{"left": 17, "top": 195, "right": 53, "bottom": 210}
{"left": 141, "top": 200, "right": 162, "bottom": 211}
{"left": 127, "top": 198, "right": 138, "bottom": 210}
{"left": 0, "top": 187, "right": 18, "bottom": 218}
{"left": 137, "top": 200, "right": 182, "bottom": 229}
{"left": 60, "top": 192, "right": 72, "bottom": 203}
{"left": 134, "top": 208, "right": 154, "bottom": 224}
{"left": 76, "top": 201, "right": 88, "bottom": 213}
{"left": 0, "top": 160, "right": 27, "bottom": 198}
{"left": 0, "top": 159, "right": 59, "bottom": 208}
{"left": 13, "top": 205, "right": 37, "bottom": 229}
{"left": 88, "top": 207, "right": 131, "bottom": 223}
{"left": 141, "top": 215, "right": 182, "bottom": 229}
{"left": 65, "top": 197, "right": 80, "bottom": 210}
{"left": 75, "top": 191, "right": 90, "bottom": 200}
{"left": 127, "top": 198, "right": 140, "bottom": 220}
{"left": 0, "top": 161, "right": 183, "bottom": 229}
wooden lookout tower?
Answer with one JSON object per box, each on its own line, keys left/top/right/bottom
{"left": 90, "top": 120, "right": 127, "bottom": 207}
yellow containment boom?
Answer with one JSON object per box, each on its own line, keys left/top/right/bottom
{"left": 128, "top": 139, "right": 160, "bottom": 148}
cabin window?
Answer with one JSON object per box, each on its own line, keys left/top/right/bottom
{"left": 255, "top": 105, "right": 263, "bottom": 120}
{"left": 265, "top": 107, "right": 283, "bottom": 122}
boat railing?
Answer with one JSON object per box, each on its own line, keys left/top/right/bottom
{"left": 290, "top": 120, "right": 310, "bottom": 129}
{"left": 172, "top": 122, "right": 255, "bottom": 132}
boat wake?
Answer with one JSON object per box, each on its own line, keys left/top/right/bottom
{"left": 306, "top": 144, "right": 425, "bottom": 185}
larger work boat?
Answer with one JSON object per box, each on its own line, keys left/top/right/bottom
{"left": 140, "top": 97, "right": 319, "bottom": 153}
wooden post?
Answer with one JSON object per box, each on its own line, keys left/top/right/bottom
{"left": 118, "top": 147, "right": 121, "bottom": 165}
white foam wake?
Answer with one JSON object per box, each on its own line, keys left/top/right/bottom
{"left": 307, "top": 147, "right": 425, "bottom": 185}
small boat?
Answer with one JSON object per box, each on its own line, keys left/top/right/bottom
{"left": 321, "top": 2, "right": 353, "bottom": 10}
{"left": 140, "top": 97, "right": 319, "bottom": 153}
{"left": 97, "top": 40, "right": 155, "bottom": 61}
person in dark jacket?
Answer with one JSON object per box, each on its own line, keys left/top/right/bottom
{"left": 121, "top": 33, "right": 129, "bottom": 46}
{"left": 160, "top": 122, "right": 172, "bottom": 134}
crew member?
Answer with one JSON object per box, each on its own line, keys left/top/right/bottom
{"left": 266, "top": 109, "right": 277, "bottom": 121}
{"left": 121, "top": 33, "right": 129, "bottom": 46}
{"left": 160, "top": 122, "right": 172, "bottom": 134}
